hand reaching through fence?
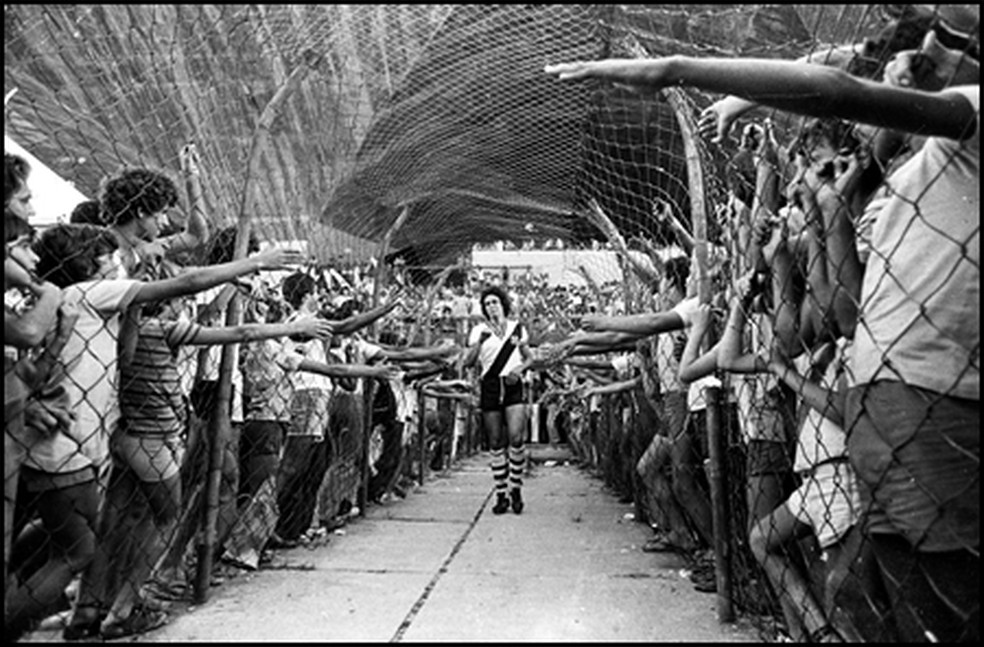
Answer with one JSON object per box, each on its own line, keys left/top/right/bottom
{"left": 249, "top": 245, "right": 305, "bottom": 270}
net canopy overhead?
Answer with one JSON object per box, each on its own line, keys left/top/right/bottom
{"left": 5, "top": 4, "right": 893, "bottom": 270}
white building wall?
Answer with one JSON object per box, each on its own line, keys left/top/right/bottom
{"left": 5, "top": 135, "right": 90, "bottom": 226}
{"left": 471, "top": 248, "right": 684, "bottom": 287}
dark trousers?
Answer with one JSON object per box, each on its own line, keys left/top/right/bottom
{"left": 275, "top": 436, "right": 331, "bottom": 541}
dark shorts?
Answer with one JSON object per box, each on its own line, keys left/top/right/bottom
{"left": 20, "top": 465, "right": 98, "bottom": 493}
{"left": 746, "top": 439, "right": 794, "bottom": 477}
{"left": 241, "top": 420, "right": 289, "bottom": 457}
{"left": 190, "top": 380, "right": 237, "bottom": 419}
{"left": 845, "top": 381, "right": 979, "bottom": 552}
{"left": 480, "top": 375, "right": 525, "bottom": 412}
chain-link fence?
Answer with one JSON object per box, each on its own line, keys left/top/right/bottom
{"left": 5, "top": 4, "right": 979, "bottom": 643}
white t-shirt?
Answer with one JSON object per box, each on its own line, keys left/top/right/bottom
{"left": 286, "top": 317, "right": 335, "bottom": 393}
{"left": 468, "top": 319, "right": 528, "bottom": 379}
{"left": 25, "top": 279, "right": 141, "bottom": 474}
{"left": 849, "top": 85, "right": 979, "bottom": 400}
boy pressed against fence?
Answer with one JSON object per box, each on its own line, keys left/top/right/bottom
{"left": 88, "top": 288, "right": 334, "bottom": 638}
{"left": 13, "top": 222, "right": 302, "bottom": 640}
{"left": 4, "top": 212, "right": 72, "bottom": 641}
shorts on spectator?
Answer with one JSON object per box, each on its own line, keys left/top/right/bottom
{"left": 20, "top": 464, "right": 98, "bottom": 493}
{"left": 846, "top": 381, "right": 979, "bottom": 552}
{"left": 787, "top": 459, "right": 860, "bottom": 549}
{"left": 746, "top": 439, "right": 793, "bottom": 477}
{"left": 191, "top": 380, "right": 239, "bottom": 420}
{"left": 113, "top": 433, "right": 185, "bottom": 482}
{"left": 241, "top": 419, "right": 289, "bottom": 457}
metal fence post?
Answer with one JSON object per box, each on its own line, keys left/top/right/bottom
{"left": 417, "top": 387, "right": 426, "bottom": 486}
{"left": 359, "top": 378, "right": 376, "bottom": 516}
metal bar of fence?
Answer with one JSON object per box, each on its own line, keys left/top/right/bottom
{"left": 417, "top": 387, "right": 426, "bottom": 487}
{"left": 359, "top": 378, "right": 375, "bottom": 517}
{"left": 193, "top": 305, "right": 235, "bottom": 605}
{"left": 662, "top": 82, "right": 734, "bottom": 625}
{"left": 704, "top": 385, "right": 733, "bottom": 615}
{"left": 192, "top": 55, "right": 317, "bottom": 604}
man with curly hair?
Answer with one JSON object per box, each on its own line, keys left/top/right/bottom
{"left": 102, "top": 157, "right": 208, "bottom": 279}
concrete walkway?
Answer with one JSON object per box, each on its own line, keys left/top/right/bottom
{"left": 31, "top": 446, "right": 761, "bottom": 642}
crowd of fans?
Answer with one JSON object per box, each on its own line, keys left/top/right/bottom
{"left": 2, "top": 148, "right": 463, "bottom": 640}
{"left": 541, "top": 4, "right": 979, "bottom": 643}
{"left": 4, "top": 3, "right": 979, "bottom": 643}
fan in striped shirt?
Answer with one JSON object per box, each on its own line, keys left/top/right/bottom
{"left": 98, "top": 293, "right": 334, "bottom": 637}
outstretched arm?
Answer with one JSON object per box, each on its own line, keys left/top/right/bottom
{"left": 696, "top": 43, "right": 863, "bottom": 143}
{"left": 299, "top": 358, "right": 402, "bottom": 381}
{"left": 580, "top": 310, "right": 685, "bottom": 336}
{"left": 376, "top": 340, "right": 461, "bottom": 363}
{"left": 545, "top": 55, "right": 975, "bottom": 140}
{"left": 585, "top": 374, "right": 642, "bottom": 397}
{"left": 132, "top": 246, "right": 302, "bottom": 306}
{"left": 561, "top": 329, "right": 644, "bottom": 350}
{"left": 329, "top": 298, "right": 400, "bottom": 335}
{"left": 185, "top": 313, "right": 334, "bottom": 346}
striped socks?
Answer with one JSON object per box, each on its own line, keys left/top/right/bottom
{"left": 508, "top": 443, "right": 526, "bottom": 492}
{"left": 490, "top": 448, "right": 508, "bottom": 494}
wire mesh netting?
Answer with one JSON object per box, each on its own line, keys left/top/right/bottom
{"left": 5, "top": 3, "right": 979, "bottom": 643}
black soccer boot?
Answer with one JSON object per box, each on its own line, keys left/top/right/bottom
{"left": 510, "top": 488, "right": 524, "bottom": 514}
{"left": 492, "top": 492, "right": 510, "bottom": 514}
